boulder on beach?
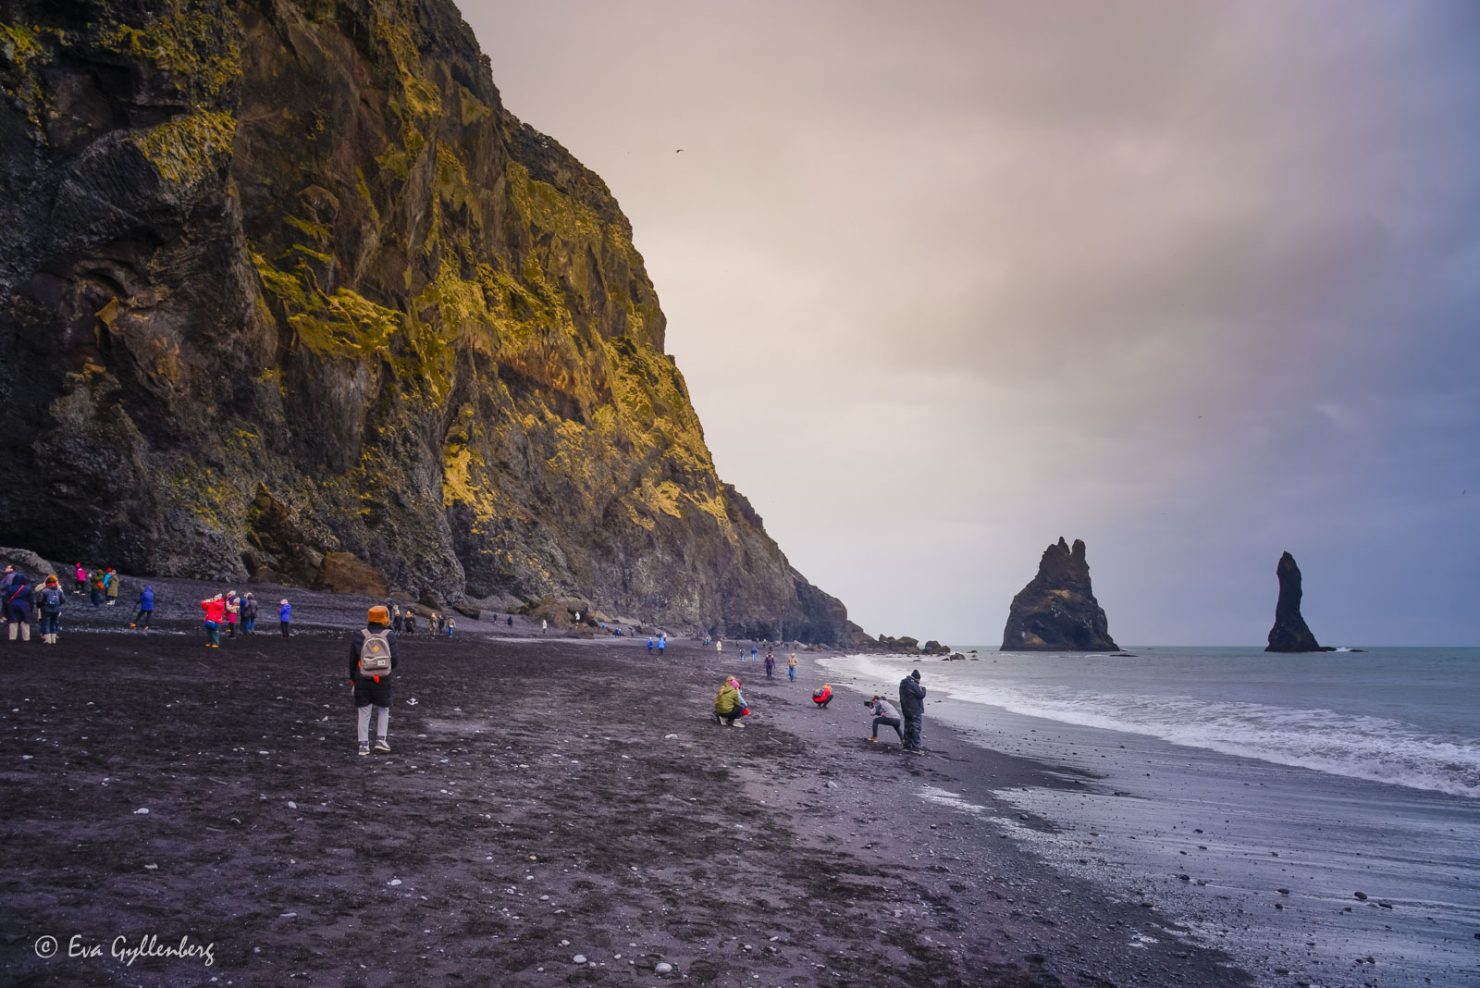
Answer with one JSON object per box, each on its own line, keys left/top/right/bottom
{"left": 313, "top": 551, "right": 390, "bottom": 598}
{"left": 1001, "top": 537, "right": 1118, "bottom": 652}
{"left": 1265, "top": 551, "right": 1328, "bottom": 652}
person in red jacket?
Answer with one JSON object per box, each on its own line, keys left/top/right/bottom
{"left": 200, "top": 594, "right": 226, "bottom": 648}
{"left": 812, "top": 683, "right": 834, "bottom": 709}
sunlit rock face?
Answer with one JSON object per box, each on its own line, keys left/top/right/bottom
{"left": 0, "top": 0, "right": 848, "bottom": 641}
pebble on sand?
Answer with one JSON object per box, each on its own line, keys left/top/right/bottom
{"left": 133, "top": 808, "right": 149, "bottom": 815}
{"left": 655, "top": 961, "right": 673, "bottom": 974}
{"left": 572, "top": 954, "right": 587, "bottom": 964}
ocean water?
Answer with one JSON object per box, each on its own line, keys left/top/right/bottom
{"left": 820, "top": 647, "right": 1480, "bottom": 987}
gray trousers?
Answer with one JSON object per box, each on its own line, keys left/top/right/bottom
{"left": 357, "top": 705, "right": 389, "bottom": 743}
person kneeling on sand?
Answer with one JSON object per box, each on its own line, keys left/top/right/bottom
{"left": 714, "top": 675, "right": 749, "bottom": 728}
{"left": 864, "top": 695, "right": 903, "bottom": 744}
{"left": 350, "top": 605, "right": 398, "bottom": 756}
{"left": 811, "top": 683, "right": 833, "bottom": 709}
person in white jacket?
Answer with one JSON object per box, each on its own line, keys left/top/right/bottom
{"left": 865, "top": 695, "right": 903, "bottom": 744}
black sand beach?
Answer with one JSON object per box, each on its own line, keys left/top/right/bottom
{"left": 1, "top": 582, "right": 1251, "bottom": 986}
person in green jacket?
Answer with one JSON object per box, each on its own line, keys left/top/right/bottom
{"left": 713, "top": 676, "right": 749, "bottom": 728}
{"left": 104, "top": 568, "right": 120, "bottom": 607}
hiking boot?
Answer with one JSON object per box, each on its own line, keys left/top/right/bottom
{"left": 866, "top": 736, "right": 877, "bottom": 743}
{"left": 373, "top": 739, "right": 391, "bottom": 753}
{"left": 358, "top": 742, "right": 370, "bottom": 757}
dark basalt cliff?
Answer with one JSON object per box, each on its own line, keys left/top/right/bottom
{"left": 1001, "top": 537, "right": 1118, "bottom": 652}
{"left": 0, "top": 0, "right": 848, "bottom": 641}
{"left": 1265, "top": 551, "right": 1324, "bottom": 653}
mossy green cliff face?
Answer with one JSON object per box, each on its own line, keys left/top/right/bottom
{"left": 0, "top": 0, "right": 849, "bottom": 641}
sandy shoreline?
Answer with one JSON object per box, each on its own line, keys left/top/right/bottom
{"left": 1, "top": 586, "right": 1252, "bottom": 986}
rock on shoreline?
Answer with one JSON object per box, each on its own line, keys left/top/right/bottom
{"left": 1265, "top": 551, "right": 1330, "bottom": 652}
{"left": 1001, "top": 537, "right": 1119, "bottom": 652}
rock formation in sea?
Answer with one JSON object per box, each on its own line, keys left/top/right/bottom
{"left": 1001, "top": 537, "right": 1118, "bottom": 651}
{"left": 1265, "top": 551, "right": 1325, "bottom": 652}
{"left": 0, "top": 1, "right": 848, "bottom": 641}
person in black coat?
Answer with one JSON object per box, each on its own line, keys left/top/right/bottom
{"left": 349, "top": 606, "right": 399, "bottom": 756}
{"left": 898, "top": 669, "right": 927, "bottom": 753}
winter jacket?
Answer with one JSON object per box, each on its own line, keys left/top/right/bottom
{"left": 223, "top": 598, "right": 238, "bottom": 624}
{"left": 871, "top": 698, "right": 901, "bottom": 721}
{"left": 279, "top": 603, "right": 291, "bottom": 622}
{"left": 350, "top": 625, "right": 398, "bottom": 704}
{"left": 104, "top": 571, "right": 119, "bottom": 598}
{"left": 37, "top": 584, "right": 65, "bottom": 614}
{"left": 200, "top": 597, "right": 226, "bottom": 623}
{"left": 5, "top": 579, "right": 34, "bottom": 619}
{"left": 714, "top": 683, "right": 744, "bottom": 715}
{"left": 240, "top": 597, "right": 257, "bottom": 620}
{"left": 899, "top": 676, "right": 927, "bottom": 716}
{"left": 137, "top": 587, "right": 155, "bottom": 612}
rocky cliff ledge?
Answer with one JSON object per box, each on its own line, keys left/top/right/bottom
{"left": 1265, "top": 551, "right": 1326, "bottom": 653}
{"left": 1001, "top": 537, "right": 1118, "bottom": 652}
{"left": 0, "top": 0, "right": 847, "bottom": 641}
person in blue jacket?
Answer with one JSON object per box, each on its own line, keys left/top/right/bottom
{"left": 37, "top": 575, "right": 64, "bottom": 644}
{"left": 5, "top": 573, "right": 34, "bottom": 642}
{"left": 130, "top": 584, "right": 155, "bottom": 632}
{"left": 278, "top": 599, "right": 292, "bottom": 638}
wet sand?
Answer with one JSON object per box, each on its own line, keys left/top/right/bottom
{"left": 0, "top": 583, "right": 1252, "bottom": 986}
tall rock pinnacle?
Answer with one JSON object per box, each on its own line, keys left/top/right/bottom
{"left": 1001, "top": 537, "right": 1118, "bottom": 652}
{"left": 1265, "top": 551, "right": 1325, "bottom": 652}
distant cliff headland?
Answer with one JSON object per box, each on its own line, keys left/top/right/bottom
{"left": 0, "top": 0, "right": 849, "bottom": 641}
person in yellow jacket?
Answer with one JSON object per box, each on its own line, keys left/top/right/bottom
{"left": 713, "top": 676, "right": 749, "bottom": 728}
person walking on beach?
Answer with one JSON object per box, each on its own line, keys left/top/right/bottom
{"left": 5, "top": 572, "right": 33, "bottom": 641}
{"left": 899, "top": 669, "right": 927, "bottom": 753}
{"left": 37, "top": 575, "right": 64, "bottom": 645}
{"left": 278, "top": 598, "right": 292, "bottom": 638}
{"left": 787, "top": 653, "right": 798, "bottom": 682}
{"left": 130, "top": 584, "right": 155, "bottom": 632}
{"left": 812, "top": 683, "right": 834, "bottom": 709}
{"left": 223, "top": 591, "right": 239, "bottom": 638}
{"left": 750, "top": 644, "right": 758, "bottom": 663}
{"left": 200, "top": 594, "right": 225, "bottom": 648}
{"left": 764, "top": 652, "right": 775, "bottom": 680}
{"left": 73, "top": 562, "right": 86, "bottom": 595}
{"left": 240, "top": 592, "right": 257, "bottom": 635}
{"left": 349, "top": 605, "right": 398, "bottom": 756}
{"left": 864, "top": 695, "right": 903, "bottom": 744}
{"left": 89, "top": 567, "right": 106, "bottom": 607}
{"left": 714, "top": 675, "right": 749, "bottom": 728}
{"left": 104, "top": 567, "right": 120, "bottom": 607}
{"left": 657, "top": 632, "right": 666, "bottom": 656}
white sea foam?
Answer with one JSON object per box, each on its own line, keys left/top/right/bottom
{"left": 918, "top": 785, "right": 986, "bottom": 814}
{"left": 823, "top": 654, "right": 1480, "bottom": 798}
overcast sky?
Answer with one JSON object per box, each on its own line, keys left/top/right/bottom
{"left": 467, "top": 1, "right": 1480, "bottom": 646}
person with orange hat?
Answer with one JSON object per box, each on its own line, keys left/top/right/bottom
{"left": 349, "top": 605, "right": 398, "bottom": 756}
{"left": 37, "top": 575, "right": 65, "bottom": 644}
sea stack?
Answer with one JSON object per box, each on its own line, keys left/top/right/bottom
{"left": 1001, "top": 538, "right": 1118, "bottom": 652}
{"left": 1265, "top": 551, "right": 1325, "bottom": 652}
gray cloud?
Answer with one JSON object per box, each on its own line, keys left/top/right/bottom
{"left": 471, "top": 1, "right": 1480, "bottom": 645}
